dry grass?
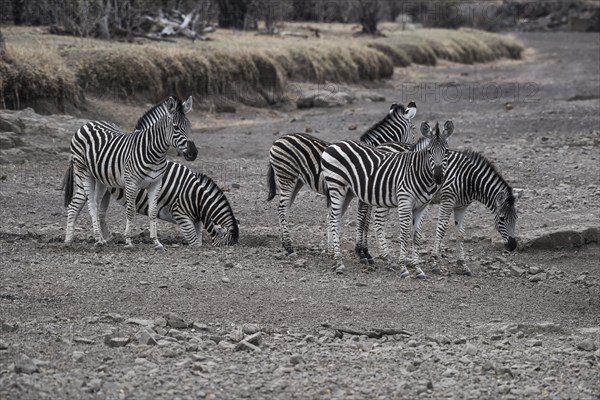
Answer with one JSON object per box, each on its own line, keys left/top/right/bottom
{"left": 0, "top": 24, "right": 523, "bottom": 110}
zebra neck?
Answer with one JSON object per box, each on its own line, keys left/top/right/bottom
{"left": 363, "top": 115, "right": 409, "bottom": 146}
{"left": 138, "top": 123, "right": 171, "bottom": 162}
{"left": 473, "top": 174, "right": 507, "bottom": 213}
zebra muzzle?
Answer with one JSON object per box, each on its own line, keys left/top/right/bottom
{"left": 505, "top": 237, "right": 517, "bottom": 251}
{"left": 433, "top": 166, "right": 444, "bottom": 185}
{"left": 183, "top": 140, "right": 198, "bottom": 161}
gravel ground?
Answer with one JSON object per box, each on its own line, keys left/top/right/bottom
{"left": 0, "top": 32, "right": 599, "bottom": 399}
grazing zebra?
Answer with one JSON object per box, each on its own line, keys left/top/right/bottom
{"left": 359, "top": 144, "right": 519, "bottom": 276}
{"left": 321, "top": 122, "right": 452, "bottom": 277}
{"left": 105, "top": 161, "right": 238, "bottom": 247}
{"left": 63, "top": 96, "right": 197, "bottom": 250}
{"left": 267, "top": 101, "right": 417, "bottom": 256}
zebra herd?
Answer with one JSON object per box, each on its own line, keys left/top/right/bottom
{"left": 63, "top": 96, "right": 519, "bottom": 278}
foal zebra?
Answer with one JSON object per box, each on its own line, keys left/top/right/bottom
{"left": 360, "top": 143, "right": 519, "bottom": 275}
{"left": 267, "top": 102, "right": 416, "bottom": 255}
{"left": 63, "top": 96, "right": 197, "bottom": 250}
{"left": 107, "top": 161, "right": 238, "bottom": 247}
{"left": 321, "top": 122, "right": 452, "bottom": 276}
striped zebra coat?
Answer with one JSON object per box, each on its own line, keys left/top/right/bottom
{"left": 321, "top": 122, "right": 452, "bottom": 276}
{"left": 108, "top": 161, "right": 238, "bottom": 247}
{"left": 267, "top": 102, "right": 416, "bottom": 255}
{"left": 361, "top": 142, "right": 519, "bottom": 275}
{"left": 63, "top": 96, "right": 197, "bottom": 250}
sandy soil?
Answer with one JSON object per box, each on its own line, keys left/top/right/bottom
{"left": 0, "top": 32, "right": 599, "bottom": 399}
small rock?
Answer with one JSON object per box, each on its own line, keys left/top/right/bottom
{"left": 221, "top": 277, "right": 230, "bottom": 283}
{"left": 136, "top": 329, "right": 158, "bottom": 346}
{"left": 245, "top": 332, "right": 264, "bottom": 346}
{"left": 105, "top": 313, "right": 124, "bottom": 323}
{"left": 242, "top": 324, "right": 261, "bottom": 335}
{"left": 229, "top": 328, "right": 244, "bottom": 342}
{"left": 454, "top": 337, "right": 467, "bottom": 345}
{"left": 510, "top": 265, "right": 525, "bottom": 277}
{"left": 1, "top": 322, "right": 17, "bottom": 332}
{"left": 526, "top": 339, "right": 542, "bottom": 347}
{"left": 231, "top": 183, "right": 241, "bottom": 189}
{"left": 72, "top": 351, "right": 85, "bottom": 363}
{"left": 289, "top": 354, "right": 305, "bottom": 365}
{"left": 293, "top": 259, "right": 307, "bottom": 268}
{"left": 528, "top": 266, "right": 542, "bottom": 275}
{"left": 168, "top": 329, "right": 185, "bottom": 341}
{"left": 359, "top": 341, "right": 374, "bottom": 352}
{"left": 163, "top": 312, "right": 188, "bottom": 329}
{"left": 407, "top": 339, "right": 419, "bottom": 347}
{"left": 523, "top": 386, "right": 541, "bottom": 396}
{"left": 348, "top": 124, "right": 358, "bottom": 131}
{"left": 482, "top": 360, "right": 494, "bottom": 372}
{"left": 304, "top": 335, "right": 316, "bottom": 343}
{"left": 14, "top": 354, "right": 38, "bottom": 374}
{"left": 182, "top": 282, "right": 193, "bottom": 290}
{"left": 0, "top": 340, "right": 9, "bottom": 350}
{"left": 577, "top": 338, "right": 597, "bottom": 351}
{"left": 529, "top": 273, "right": 547, "bottom": 282}
{"left": 442, "top": 368, "right": 458, "bottom": 377}
{"left": 104, "top": 336, "right": 130, "bottom": 348}
{"left": 193, "top": 322, "right": 209, "bottom": 331}
{"left": 490, "top": 334, "right": 503, "bottom": 341}
{"left": 235, "top": 340, "right": 261, "bottom": 352}
{"left": 464, "top": 343, "right": 478, "bottom": 356}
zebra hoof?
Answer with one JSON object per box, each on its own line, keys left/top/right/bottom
{"left": 416, "top": 272, "right": 427, "bottom": 280}
{"left": 334, "top": 265, "right": 347, "bottom": 274}
{"left": 431, "top": 267, "right": 442, "bottom": 275}
{"left": 462, "top": 268, "right": 473, "bottom": 277}
{"left": 155, "top": 245, "right": 166, "bottom": 253}
{"left": 367, "top": 257, "right": 375, "bottom": 265}
{"left": 399, "top": 269, "right": 410, "bottom": 279}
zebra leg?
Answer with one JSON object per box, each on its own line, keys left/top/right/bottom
{"left": 454, "top": 206, "right": 472, "bottom": 276}
{"left": 410, "top": 204, "right": 429, "bottom": 280}
{"left": 194, "top": 221, "right": 204, "bottom": 246}
{"left": 123, "top": 181, "right": 138, "bottom": 248}
{"left": 396, "top": 199, "right": 412, "bottom": 279}
{"left": 146, "top": 181, "right": 165, "bottom": 251}
{"left": 328, "top": 189, "right": 353, "bottom": 274}
{"left": 432, "top": 202, "right": 453, "bottom": 274}
{"left": 82, "top": 175, "right": 106, "bottom": 246}
{"left": 374, "top": 208, "right": 391, "bottom": 259}
{"left": 65, "top": 181, "right": 87, "bottom": 243}
{"left": 97, "top": 185, "right": 113, "bottom": 243}
{"left": 355, "top": 201, "right": 374, "bottom": 266}
{"left": 277, "top": 180, "right": 303, "bottom": 256}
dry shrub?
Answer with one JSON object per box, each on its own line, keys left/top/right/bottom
{"left": 0, "top": 46, "right": 82, "bottom": 112}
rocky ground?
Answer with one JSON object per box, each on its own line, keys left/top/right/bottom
{"left": 0, "top": 32, "right": 599, "bottom": 399}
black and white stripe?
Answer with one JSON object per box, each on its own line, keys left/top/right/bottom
{"left": 362, "top": 144, "right": 519, "bottom": 275}
{"left": 321, "top": 122, "right": 452, "bottom": 277}
{"left": 267, "top": 102, "right": 417, "bottom": 255}
{"left": 108, "top": 161, "right": 238, "bottom": 247}
{"left": 63, "top": 96, "right": 197, "bottom": 250}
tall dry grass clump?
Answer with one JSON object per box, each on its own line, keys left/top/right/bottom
{"left": 0, "top": 45, "right": 82, "bottom": 111}
{"left": 0, "top": 26, "right": 524, "bottom": 111}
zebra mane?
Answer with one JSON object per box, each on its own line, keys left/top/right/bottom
{"left": 460, "top": 150, "right": 514, "bottom": 203}
{"left": 135, "top": 97, "right": 182, "bottom": 131}
{"left": 359, "top": 103, "right": 407, "bottom": 142}
{"left": 193, "top": 172, "right": 239, "bottom": 244}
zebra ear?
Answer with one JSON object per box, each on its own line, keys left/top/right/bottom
{"left": 182, "top": 96, "right": 193, "bottom": 114}
{"left": 420, "top": 121, "right": 431, "bottom": 138}
{"left": 389, "top": 103, "right": 398, "bottom": 115}
{"left": 443, "top": 120, "right": 454, "bottom": 138}
{"left": 513, "top": 188, "right": 524, "bottom": 201}
{"left": 403, "top": 103, "right": 416, "bottom": 120}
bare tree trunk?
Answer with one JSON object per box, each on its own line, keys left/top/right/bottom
{"left": 12, "top": 0, "right": 25, "bottom": 25}
{"left": 0, "top": 29, "right": 6, "bottom": 56}
{"left": 96, "top": 0, "right": 112, "bottom": 39}
{"left": 358, "top": 0, "right": 381, "bottom": 35}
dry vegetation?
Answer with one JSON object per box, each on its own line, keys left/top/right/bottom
{"left": 0, "top": 23, "right": 523, "bottom": 111}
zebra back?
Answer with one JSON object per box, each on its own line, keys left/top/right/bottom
{"left": 359, "top": 101, "right": 417, "bottom": 146}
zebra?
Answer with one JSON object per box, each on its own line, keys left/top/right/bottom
{"left": 321, "top": 121, "right": 452, "bottom": 277}
{"left": 267, "top": 101, "right": 417, "bottom": 256}
{"left": 106, "top": 161, "right": 239, "bottom": 247}
{"left": 358, "top": 142, "right": 519, "bottom": 276}
{"left": 63, "top": 96, "right": 197, "bottom": 251}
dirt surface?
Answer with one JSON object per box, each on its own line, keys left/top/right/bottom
{"left": 0, "top": 32, "right": 599, "bottom": 399}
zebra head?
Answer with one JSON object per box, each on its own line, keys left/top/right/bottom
{"left": 422, "top": 121, "right": 453, "bottom": 185}
{"left": 494, "top": 190, "right": 519, "bottom": 251}
{"left": 389, "top": 101, "right": 417, "bottom": 137}
{"left": 167, "top": 96, "right": 197, "bottom": 161}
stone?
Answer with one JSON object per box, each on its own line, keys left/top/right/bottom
{"left": 245, "top": 332, "right": 264, "bottom": 346}
{"left": 289, "top": 354, "right": 305, "bottom": 365}
{"left": 125, "top": 318, "right": 154, "bottom": 327}
{"left": 490, "top": 334, "right": 503, "bottom": 341}
{"left": 0, "top": 340, "right": 8, "bottom": 350}
{"left": 529, "top": 273, "right": 547, "bottom": 282}
{"left": 72, "top": 351, "right": 85, "bottom": 363}
{"left": 454, "top": 337, "right": 467, "bottom": 345}
{"left": 482, "top": 360, "right": 495, "bottom": 372}
{"left": 442, "top": 367, "right": 458, "bottom": 377}
{"left": 464, "top": 343, "right": 478, "bottom": 356}
{"left": 167, "top": 329, "right": 185, "bottom": 341}
{"left": 221, "top": 277, "right": 230, "bottom": 283}
{"left": 528, "top": 266, "right": 543, "bottom": 275}
{"left": 359, "top": 341, "right": 374, "bottom": 352}
{"left": 14, "top": 354, "right": 38, "bottom": 374}
{"left": 105, "top": 313, "right": 124, "bottom": 323}
{"left": 407, "top": 339, "right": 419, "bottom": 347}
{"left": 242, "top": 324, "right": 261, "bottom": 335}
{"left": 577, "top": 338, "right": 597, "bottom": 351}
{"left": 235, "top": 340, "right": 261, "bottom": 352}
{"left": 293, "top": 259, "right": 307, "bottom": 268}
{"left": 73, "top": 337, "right": 94, "bottom": 345}
{"left": 104, "top": 336, "right": 130, "bottom": 348}
{"left": 526, "top": 339, "right": 542, "bottom": 347}
{"left": 163, "top": 312, "right": 188, "bottom": 329}
{"left": 1, "top": 322, "right": 18, "bottom": 332}
{"left": 136, "top": 329, "right": 158, "bottom": 346}
{"left": 510, "top": 265, "right": 525, "bottom": 277}
{"left": 192, "top": 322, "right": 209, "bottom": 331}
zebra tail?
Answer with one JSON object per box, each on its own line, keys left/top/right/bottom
{"left": 267, "top": 164, "right": 277, "bottom": 201}
{"left": 62, "top": 159, "right": 74, "bottom": 208}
